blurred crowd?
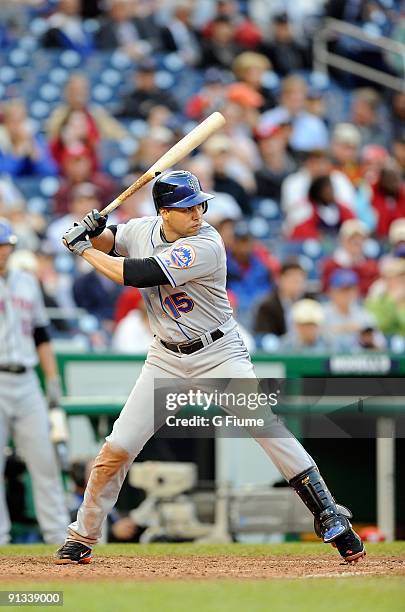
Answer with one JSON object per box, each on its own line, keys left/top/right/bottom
{"left": 0, "top": 0, "right": 404, "bottom": 355}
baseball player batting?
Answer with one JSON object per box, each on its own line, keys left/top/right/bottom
{"left": 0, "top": 219, "right": 69, "bottom": 544}
{"left": 55, "top": 171, "right": 365, "bottom": 565}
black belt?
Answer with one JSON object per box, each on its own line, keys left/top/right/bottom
{"left": 0, "top": 365, "right": 27, "bottom": 374}
{"left": 161, "top": 329, "right": 224, "bottom": 355}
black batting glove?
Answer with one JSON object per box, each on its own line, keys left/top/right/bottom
{"left": 81, "top": 209, "right": 108, "bottom": 238}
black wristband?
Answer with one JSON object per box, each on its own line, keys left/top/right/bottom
{"left": 33, "top": 325, "right": 50, "bottom": 346}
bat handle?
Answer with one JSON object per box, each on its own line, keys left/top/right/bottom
{"left": 99, "top": 198, "right": 121, "bottom": 217}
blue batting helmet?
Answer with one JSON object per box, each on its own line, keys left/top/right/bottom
{"left": 0, "top": 218, "right": 17, "bottom": 246}
{"left": 152, "top": 170, "right": 214, "bottom": 214}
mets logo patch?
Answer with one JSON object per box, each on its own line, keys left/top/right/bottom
{"left": 164, "top": 244, "right": 196, "bottom": 268}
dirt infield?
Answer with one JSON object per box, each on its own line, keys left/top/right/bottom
{"left": 1, "top": 554, "right": 404, "bottom": 581}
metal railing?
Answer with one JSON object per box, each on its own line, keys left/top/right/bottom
{"left": 313, "top": 17, "right": 405, "bottom": 92}
{"left": 46, "top": 307, "right": 88, "bottom": 320}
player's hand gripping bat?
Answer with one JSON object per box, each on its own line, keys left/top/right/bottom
{"left": 99, "top": 111, "right": 226, "bottom": 217}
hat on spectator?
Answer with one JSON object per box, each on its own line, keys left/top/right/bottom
{"left": 149, "top": 126, "right": 174, "bottom": 144}
{"left": 255, "top": 113, "right": 291, "bottom": 140}
{"left": 330, "top": 269, "right": 359, "bottom": 289}
{"left": 233, "top": 220, "right": 251, "bottom": 239}
{"left": 292, "top": 299, "right": 324, "bottom": 325}
{"left": 273, "top": 11, "right": 289, "bottom": 23}
{"left": 361, "top": 144, "right": 389, "bottom": 163}
{"left": 339, "top": 219, "right": 368, "bottom": 239}
{"left": 332, "top": 123, "right": 361, "bottom": 147}
{"left": 203, "top": 134, "right": 232, "bottom": 155}
{"left": 204, "top": 67, "right": 228, "bottom": 84}
{"left": 380, "top": 256, "right": 405, "bottom": 278}
{"left": 226, "top": 83, "right": 264, "bottom": 108}
{"left": 137, "top": 58, "right": 157, "bottom": 73}
{"left": 307, "top": 86, "right": 324, "bottom": 100}
{"left": 388, "top": 218, "right": 405, "bottom": 245}
{"left": 258, "top": 107, "right": 291, "bottom": 132}
{"left": 232, "top": 52, "right": 271, "bottom": 79}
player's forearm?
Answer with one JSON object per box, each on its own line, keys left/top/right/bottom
{"left": 37, "top": 341, "right": 59, "bottom": 381}
{"left": 90, "top": 228, "right": 115, "bottom": 254}
{"left": 82, "top": 248, "right": 125, "bottom": 284}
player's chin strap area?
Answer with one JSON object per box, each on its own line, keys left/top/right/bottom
{"left": 289, "top": 466, "right": 352, "bottom": 543}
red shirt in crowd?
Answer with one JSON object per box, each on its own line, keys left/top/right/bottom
{"left": 321, "top": 256, "right": 379, "bottom": 297}
{"left": 289, "top": 202, "right": 355, "bottom": 240}
{"left": 371, "top": 182, "right": 405, "bottom": 238}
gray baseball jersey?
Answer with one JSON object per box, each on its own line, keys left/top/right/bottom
{"left": 67, "top": 214, "right": 316, "bottom": 546}
{"left": 0, "top": 269, "right": 49, "bottom": 367}
{"left": 0, "top": 269, "right": 69, "bottom": 543}
{"left": 115, "top": 216, "right": 234, "bottom": 342}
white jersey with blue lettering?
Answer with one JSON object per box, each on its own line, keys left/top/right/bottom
{"left": 0, "top": 269, "right": 49, "bottom": 368}
{"left": 115, "top": 216, "right": 235, "bottom": 343}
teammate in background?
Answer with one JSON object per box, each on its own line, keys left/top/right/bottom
{"left": 55, "top": 171, "right": 365, "bottom": 565}
{"left": 0, "top": 219, "right": 69, "bottom": 545}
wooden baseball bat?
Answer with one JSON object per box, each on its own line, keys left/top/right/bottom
{"left": 99, "top": 111, "right": 226, "bottom": 217}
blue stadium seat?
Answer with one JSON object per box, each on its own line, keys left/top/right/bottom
{"left": 108, "top": 157, "right": 129, "bottom": 178}
{"left": 27, "top": 196, "right": 48, "bottom": 215}
{"left": 8, "top": 48, "right": 30, "bottom": 68}
{"left": 0, "top": 65, "right": 17, "bottom": 84}
{"left": 99, "top": 141, "right": 122, "bottom": 170}
{"left": 162, "top": 53, "right": 185, "bottom": 72}
{"left": 110, "top": 50, "right": 132, "bottom": 71}
{"left": 16, "top": 176, "right": 43, "bottom": 200}
{"left": 254, "top": 198, "right": 282, "bottom": 221}
{"left": 30, "top": 100, "right": 51, "bottom": 120}
{"left": 48, "top": 67, "right": 69, "bottom": 86}
{"left": 39, "top": 82, "right": 61, "bottom": 102}
{"left": 40, "top": 176, "right": 60, "bottom": 197}
{"left": 155, "top": 70, "right": 175, "bottom": 90}
{"left": 250, "top": 216, "right": 271, "bottom": 240}
{"left": 100, "top": 68, "right": 122, "bottom": 88}
{"left": 58, "top": 50, "right": 82, "bottom": 69}
{"left": 91, "top": 84, "right": 114, "bottom": 104}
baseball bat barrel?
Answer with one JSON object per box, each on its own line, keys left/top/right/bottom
{"left": 99, "top": 111, "right": 226, "bottom": 217}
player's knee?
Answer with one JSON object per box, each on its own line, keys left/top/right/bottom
{"left": 92, "top": 441, "right": 131, "bottom": 472}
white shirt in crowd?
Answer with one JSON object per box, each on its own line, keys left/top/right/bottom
{"left": 112, "top": 310, "right": 154, "bottom": 354}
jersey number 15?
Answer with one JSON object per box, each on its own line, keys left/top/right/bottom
{"left": 163, "top": 292, "right": 194, "bottom": 319}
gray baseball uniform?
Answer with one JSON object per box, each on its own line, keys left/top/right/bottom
{"left": 68, "top": 216, "right": 315, "bottom": 545}
{"left": 0, "top": 269, "right": 69, "bottom": 544}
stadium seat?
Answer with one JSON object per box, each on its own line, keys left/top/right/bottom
{"left": 40, "top": 176, "right": 60, "bottom": 197}
{"left": 250, "top": 216, "right": 271, "bottom": 240}
{"left": 108, "top": 157, "right": 130, "bottom": 178}
{"left": 27, "top": 196, "right": 48, "bottom": 215}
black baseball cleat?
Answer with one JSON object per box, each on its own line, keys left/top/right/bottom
{"left": 331, "top": 528, "right": 366, "bottom": 564}
{"left": 54, "top": 540, "right": 92, "bottom": 565}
